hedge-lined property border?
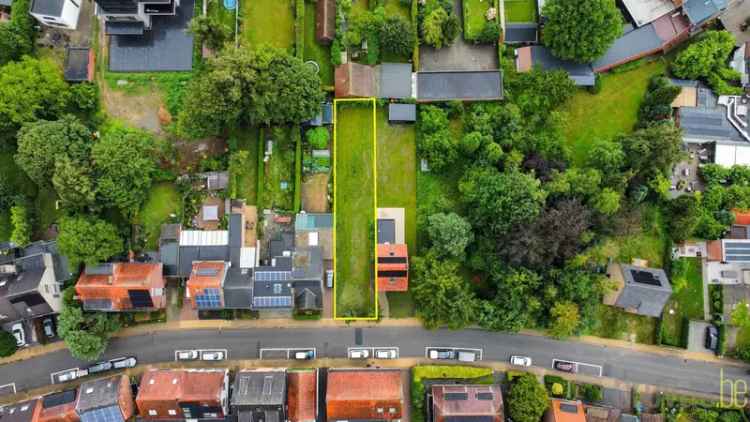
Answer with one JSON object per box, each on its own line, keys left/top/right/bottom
{"left": 257, "top": 127, "right": 266, "bottom": 211}
{"left": 293, "top": 126, "right": 303, "bottom": 212}
{"left": 411, "top": 0, "right": 419, "bottom": 70}
{"left": 295, "top": 0, "right": 305, "bottom": 59}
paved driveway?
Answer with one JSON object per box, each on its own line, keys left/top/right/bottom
{"left": 687, "top": 320, "right": 714, "bottom": 353}
{"left": 720, "top": 0, "right": 750, "bottom": 47}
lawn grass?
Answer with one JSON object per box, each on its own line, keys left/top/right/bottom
{"left": 207, "top": 0, "right": 236, "bottom": 37}
{"left": 660, "top": 257, "right": 705, "bottom": 348}
{"left": 240, "top": 0, "right": 295, "bottom": 51}
{"left": 505, "top": 0, "right": 537, "bottom": 22}
{"left": 137, "top": 182, "right": 182, "bottom": 250}
{"left": 335, "top": 104, "right": 376, "bottom": 318}
{"left": 560, "top": 59, "right": 667, "bottom": 166}
{"left": 102, "top": 72, "right": 193, "bottom": 116}
{"left": 591, "top": 305, "right": 658, "bottom": 344}
{"left": 614, "top": 204, "right": 669, "bottom": 268}
{"left": 304, "top": 1, "right": 334, "bottom": 86}
{"left": 387, "top": 291, "right": 415, "bottom": 317}
{"left": 262, "top": 126, "right": 296, "bottom": 211}
{"left": 33, "top": 185, "right": 61, "bottom": 239}
{"left": 229, "top": 127, "right": 260, "bottom": 205}
{"left": 463, "top": 0, "right": 491, "bottom": 41}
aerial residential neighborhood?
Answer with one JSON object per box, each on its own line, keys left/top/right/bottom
{"left": 3, "top": 0, "right": 750, "bottom": 420}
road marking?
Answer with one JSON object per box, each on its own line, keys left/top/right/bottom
{"left": 552, "top": 358, "right": 603, "bottom": 377}
{"left": 0, "top": 383, "right": 16, "bottom": 396}
{"left": 425, "top": 347, "right": 483, "bottom": 361}
{"left": 49, "top": 368, "right": 79, "bottom": 385}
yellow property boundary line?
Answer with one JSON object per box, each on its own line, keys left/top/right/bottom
{"left": 332, "top": 98, "right": 378, "bottom": 321}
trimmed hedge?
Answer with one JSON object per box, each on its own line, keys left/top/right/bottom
{"left": 411, "top": 0, "right": 419, "bottom": 70}
{"left": 295, "top": 0, "right": 305, "bottom": 59}
{"left": 257, "top": 127, "right": 266, "bottom": 210}
{"left": 544, "top": 375, "right": 574, "bottom": 400}
{"left": 293, "top": 126, "right": 303, "bottom": 213}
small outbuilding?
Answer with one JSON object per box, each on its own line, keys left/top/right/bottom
{"left": 64, "top": 47, "right": 94, "bottom": 82}
{"left": 335, "top": 63, "right": 375, "bottom": 98}
{"left": 388, "top": 103, "right": 416, "bottom": 123}
{"left": 315, "top": 0, "right": 335, "bottom": 44}
{"left": 504, "top": 23, "right": 538, "bottom": 44}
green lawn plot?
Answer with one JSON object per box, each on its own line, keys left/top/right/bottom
{"left": 505, "top": 0, "right": 537, "bottom": 23}
{"left": 376, "top": 107, "right": 417, "bottom": 317}
{"left": 660, "top": 257, "right": 705, "bottom": 348}
{"left": 103, "top": 72, "right": 193, "bottom": 116}
{"left": 137, "top": 182, "right": 182, "bottom": 250}
{"left": 591, "top": 304, "right": 659, "bottom": 344}
{"left": 613, "top": 204, "right": 669, "bottom": 268}
{"left": 261, "top": 126, "right": 296, "bottom": 211}
{"left": 464, "top": 0, "right": 492, "bottom": 40}
{"left": 228, "top": 127, "right": 260, "bottom": 205}
{"left": 335, "top": 104, "right": 377, "bottom": 318}
{"left": 303, "top": 1, "right": 334, "bottom": 86}
{"left": 207, "top": 0, "right": 237, "bottom": 42}
{"left": 560, "top": 59, "right": 667, "bottom": 166}
{"left": 381, "top": 0, "right": 413, "bottom": 62}
{"left": 240, "top": 0, "right": 295, "bottom": 51}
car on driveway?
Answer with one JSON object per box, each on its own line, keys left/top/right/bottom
{"left": 428, "top": 349, "right": 455, "bottom": 360}
{"left": 176, "top": 350, "right": 199, "bottom": 361}
{"left": 11, "top": 323, "right": 25, "bottom": 347}
{"left": 42, "top": 318, "right": 55, "bottom": 338}
{"left": 110, "top": 356, "right": 137, "bottom": 369}
{"left": 705, "top": 325, "right": 719, "bottom": 351}
{"left": 200, "top": 351, "right": 225, "bottom": 361}
{"left": 87, "top": 361, "right": 113, "bottom": 374}
{"left": 510, "top": 356, "right": 532, "bottom": 366}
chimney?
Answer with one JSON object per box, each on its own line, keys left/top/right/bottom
{"left": 128, "top": 250, "right": 135, "bottom": 262}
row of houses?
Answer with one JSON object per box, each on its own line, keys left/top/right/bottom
{"left": 1, "top": 368, "right": 617, "bottom": 422}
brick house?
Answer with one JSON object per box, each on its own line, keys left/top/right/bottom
{"left": 136, "top": 369, "right": 229, "bottom": 420}
{"left": 75, "top": 263, "right": 165, "bottom": 312}
{"left": 431, "top": 385, "right": 503, "bottom": 422}
{"left": 75, "top": 376, "right": 135, "bottom": 422}
{"left": 326, "top": 369, "right": 403, "bottom": 422}
{"left": 33, "top": 390, "right": 79, "bottom": 422}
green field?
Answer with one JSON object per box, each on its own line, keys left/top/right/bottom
{"left": 303, "top": 1, "right": 334, "bottom": 86}
{"left": 262, "top": 126, "right": 296, "bottom": 211}
{"left": 463, "top": 0, "right": 491, "bottom": 40}
{"left": 335, "top": 104, "right": 376, "bottom": 318}
{"left": 660, "top": 258, "right": 705, "bottom": 347}
{"left": 591, "top": 305, "right": 659, "bottom": 344}
{"left": 240, "top": 0, "right": 295, "bottom": 51}
{"left": 229, "top": 127, "right": 260, "bottom": 205}
{"left": 560, "top": 59, "right": 667, "bottom": 165}
{"left": 138, "top": 182, "right": 182, "bottom": 249}
{"left": 505, "top": 0, "right": 536, "bottom": 22}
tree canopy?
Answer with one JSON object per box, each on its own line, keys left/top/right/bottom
{"left": 178, "top": 47, "right": 324, "bottom": 138}
{"left": 411, "top": 253, "right": 477, "bottom": 329}
{"left": 57, "top": 216, "right": 123, "bottom": 269}
{"left": 508, "top": 373, "right": 549, "bottom": 422}
{"left": 426, "top": 212, "right": 474, "bottom": 259}
{"left": 672, "top": 31, "right": 742, "bottom": 95}
{"left": 0, "top": 330, "right": 17, "bottom": 357}
{"left": 549, "top": 301, "right": 580, "bottom": 338}
{"left": 542, "top": 0, "right": 623, "bottom": 63}
{"left": 58, "top": 288, "right": 121, "bottom": 361}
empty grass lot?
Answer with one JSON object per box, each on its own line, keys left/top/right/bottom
{"left": 335, "top": 104, "right": 376, "bottom": 318}
{"left": 228, "top": 127, "right": 259, "bottom": 205}
{"left": 262, "top": 126, "right": 296, "bottom": 211}
{"left": 241, "top": 0, "right": 295, "bottom": 51}
{"left": 463, "top": 0, "right": 491, "bottom": 40}
{"left": 303, "top": 1, "right": 333, "bottom": 86}
{"left": 660, "top": 258, "right": 705, "bottom": 347}
{"left": 376, "top": 107, "right": 417, "bottom": 317}
{"left": 505, "top": 0, "right": 537, "bottom": 22}
{"left": 138, "top": 182, "right": 182, "bottom": 250}
{"left": 560, "top": 59, "right": 667, "bottom": 165}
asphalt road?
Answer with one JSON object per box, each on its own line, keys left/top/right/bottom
{"left": 0, "top": 327, "right": 746, "bottom": 396}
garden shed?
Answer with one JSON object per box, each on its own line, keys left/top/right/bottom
{"left": 335, "top": 62, "right": 375, "bottom": 98}
{"left": 316, "top": 0, "right": 335, "bottom": 44}
{"left": 388, "top": 104, "right": 416, "bottom": 123}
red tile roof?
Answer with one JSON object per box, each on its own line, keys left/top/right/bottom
{"left": 288, "top": 370, "right": 317, "bottom": 422}
{"left": 75, "top": 263, "right": 165, "bottom": 311}
{"left": 326, "top": 370, "right": 403, "bottom": 421}
{"left": 734, "top": 209, "right": 750, "bottom": 226}
{"left": 377, "top": 244, "right": 408, "bottom": 292}
{"left": 33, "top": 390, "right": 79, "bottom": 422}
{"left": 136, "top": 369, "right": 227, "bottom": 420}
{"left": 706, "top": 240, "right": 723, "bottom": 262}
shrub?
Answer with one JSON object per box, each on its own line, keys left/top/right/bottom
{"left": 10, "top": 203, "right": 31, "bottom": 247}
{"left": 306, "top": 127, "right": 330, "bottom": 149}
{"left": 69, "top": 83, "right": 100, "bottom": 116}
{"left": 552, "top": 383, "right": 564, "bottom": 396}
{"left": 579, "top": 383, "right": 603, "bottom": 403}
{"left": 475, "top": 22, "right": 501, "bottom": 44}
{"left": 588, "top": 74, "right": 603, "bottom": 94}
{"left": 188, "top": 15, "right": 232, "bottom": 51}
{"left": 0, "top": 330, "right": 17, "bottom": 357}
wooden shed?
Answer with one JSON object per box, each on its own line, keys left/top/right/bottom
{"left": 316, "top": 0, "right": 335, "bottom": 44}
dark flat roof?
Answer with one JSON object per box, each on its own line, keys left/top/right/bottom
{"left": 416, "top": 71, "right": 503, "bottom": 102}
{"left": 505, "top": 23, "right": 538, "bottom": 43}
{"left": 105, "top": 21, "right": 144, "bottom": 35}
{"left": 388, "top": 103, "right": 416, "bottom": 122}
{"left": 30, "top": 0, "right": 63, "bottom": 17}
{"left": 109, "top": 0, "right": 194, "bottom": 72}
{"left": 64, "top": 47, "right": 91, "bottom": 82}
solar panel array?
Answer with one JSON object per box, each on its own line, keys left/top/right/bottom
{"left": 255, "top": 271, "right": 291, "bottom": 282}
{"left": 559, "top": 403, "right": 579, "bottom": 414}
{"left": 724, "top": 242, "right": 750, "bottom": 262}
{"left": 253, "top": 296, "right": 292, "bottom": 308}
{"left": 80, "top": 406, "right": 124, "bottom": 422}
{"left": 195, "top": 288, "right": 222, "bottom": 309}
{"left": 475, "top": 392, "right": 494, "bottom": 401}
{"left": 630, "top": 270, "right": 662, "bottom": 286}
{"left": 444, "top": 392, "right": 468, "bottom": 401}
{"left": 196, "top": 268, "right": 219, "bottom": 277}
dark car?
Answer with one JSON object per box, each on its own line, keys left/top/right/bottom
{"left": 554, "top": 360, "right": 577, "bottom": 373}
{"left": 87, "top": 361, "right": 113, "bottom": 374}
{"left": 705, "top": 325, "right": 719, "bottom": 351}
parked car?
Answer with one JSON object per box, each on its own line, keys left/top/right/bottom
{"left": 11, "top": 323, "right": 25, "bottom": 347}
{"left": 510, "top": 356, "right": 532, "bottom": 367}
{"left": 428, "top": 349, "right": 455, "bottom": 360}
{"left": 87, "top": 361, "right": 113, "bottom": 374}
{"left": 705, "top": 325, "right": 719, "bottom": 351}
{"left": 42, "top": 318, "right": 55, "bottom": 338}
{"left": 294, "top": 350, "right": 314, "bottom": 360}
{"left": 176, "top": 350, "right": 199, "bottom": 361}
{"left": 200, "top": 351, "right": 225, "bottom": 361}
{"left": 55, "top": 369, "right": 79, "bottom": 383}
{"left": 554, "top": 360, "right": 576, "bottom": 373}
{"left": 457, "top": 351, "right": 477, "bottom": 362}
{"left": 349, "top": 349, "right": 369, "bottom": 359}
{"left": 326, "top": 270, "right": 334, "bottom": 288}
{"left": 110, "top": 356, "right": 137, "bottom": 369}
{"left": 375, "top": 349, "right": 397, "bottom": 359}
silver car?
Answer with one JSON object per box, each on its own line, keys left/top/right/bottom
{"left": 110, "top": 356, "right": 137, "bottom": 369}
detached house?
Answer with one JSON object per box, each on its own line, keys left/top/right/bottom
{"left": 75, "top": 263, "right": 166, "bottom": 312}
{"left": 136, "top": 369, "right": 229, "bottom": 421}
{"left": 75, "top": 376, "right": 135, "bottom": 422}
{"left": 326, "top": 369, "right": 404, "bottom": 422}
{"left": 604, "top": 264, "right": 672, "bottom": 318}
{"left": 432, "top": 385, "right": 503, "bottom": 422}
{"left": 29, "top": 0, "right": 80, "bottom": 29}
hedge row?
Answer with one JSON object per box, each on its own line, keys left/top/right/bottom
{"left": 293, "top": 126, "right": 303, "bottom": 213}
{"left": 411, "top": 0, "right": 419, "bottom": 70}
{"left": 257, "top": 127, "right": 266, "bottom": 210}
{"left": 295, "top": 0, "right": 305, "bottom": 59}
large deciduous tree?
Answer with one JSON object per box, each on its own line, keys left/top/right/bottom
{"left": 478, "top": 268, "right": 541, "bottom": 332}
{"left": 672, "top": 31, "right": 741, "bottom": 95}
{"left": 417, "top": 106, "right": 457, "bottom": 172}
{"left": 426, "top": 212, "right": 474, "bottom": 259}
{"left": 549, "top": 301, "right": 580, "bottom": 339}
{"left": 178, "top": 47, "right": 324, "bottom": 138}
{"left": 58, "top": 288, "right": 121, "bottom": 361}
{"left": 57, "top": 216, "right": 123, "bottom": 269}
{"left": 508, "top": 373, "right": 549, "bottom": 422}
{"left": 15, "top": 117, "right": 93, "bottom": 186}
{"left": 411, "top": 253, "right": 477, "bottom": 329}
{"left": 542, "top": 0, "right": 622, "bottom": 63}
{"left": 618, "top": 122, "right": 683, "bottom": 186}
{"left": 92, "top": 126, "right": 158, "bottom": 215}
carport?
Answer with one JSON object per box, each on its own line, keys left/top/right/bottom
{"left": 416, "top": 70, "right": 503, "bottom": 102}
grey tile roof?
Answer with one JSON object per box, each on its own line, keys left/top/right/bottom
{"left": 232, "top": 370, "right": 286, "bottom": 406}
{"left": 223, "top": 267, "right": 253, "bottom": 309}
{"left": 592, "top": 23, "right": 663, "bottom": 71}
{"left": 109, "top": 0, "right": 194, "bottom": 72}
{"left": 528, "top": 46, "right": 595, "bottom": 86}
{"left": 379, "top": 63, "right": 413, "bottom": 99}
{"left": 679, "top": 86, "right": 746, "bottom": 142}
{"left": 388, "top": 103, "right": 416, "bottom": 122}
{"left": 616, "top": 265, "right": 672, "bottom": 318}
{"left": 30, "top": 0, "right": 63, "bottom": 17}
{"left": 683, "top": 0, "right": 727, "bottom": 25}
{"left": 417, "top": 71, "right": 503, "bottom": 102}
{"left": 0, "top": 399, "right": 37, "bottom": 422}
{"left": 505, "top": 23, "right": 538, "bottom": 43}
{"left": 76, "top": 377, "right": 123, "bottom": 413}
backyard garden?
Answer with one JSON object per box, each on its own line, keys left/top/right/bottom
{"left": 240, "top": 0, "right": 295, "bottom": 51}
{"left": 261, "top": 126, "right": 298, "bottom": 212}
{"left": 505, "top": 0, "right": 536, "bottom": 23}
{"left": 334, "top": 103, "right": 377, "bottom": 318}
{"left": 660, "top": 257, "right": 705, "bottom": 348}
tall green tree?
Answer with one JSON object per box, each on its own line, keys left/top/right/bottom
{"left": 178, "top": 47, "right": 324, "bottom": 138}
{"left": 618, "top": 122, "right": 683, "bottom": 185}
{"left": 508, "top": 373, "right": 549, "bottom": 422}
{"left": 53, "top": 157, "right": 98, "bottom": 211}
{"left": 672, "top": 31, "right": 741, "bottom": 95}
{"left": 188, "top": 15, "right": 232, "bottom": 51}
{"left": 549, "top": 301, "right": 580, "bottom": 339}
{"left": 427, "top": 212, "right": 474, "bottom": 259}
{"left": 15, "top": 117, "right": 92, "bottom": 186}
{"left": 411, "top": 253, "right": 477, "bottom": 329}
{"left": 542, "top": 0, "right": 623, "bottom": 63}
{"left": 57, "top": 289, "right": 121, "bottom": 361}
{"left": 479, "top": 268, "right": 542, "bottom": 331}
{"left": 92, "top": 126, "right": 158, "bottom": 215}
{"left": 380, "top": 15, "right": 416, "bottom": 57}
{"left": 57, "top": 216, "right": 123, "bottom": 268}
{"left": 638, "top": 76, "right": 681, "bottom": 126}
{"left": 9, "top": 204, "right": 31, "bottom": 247}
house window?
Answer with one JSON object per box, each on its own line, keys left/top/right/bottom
{"left": 389, "top": 408, "right": 397, "bottom": 414}
{"left": 168, "top": 410, "right": 177, "bottom": 416}
{"left": 148, "top": 410, "right": 157, "bottom": 416}
{"left": 377, "top": 408, "right": 384, "bottom": 414}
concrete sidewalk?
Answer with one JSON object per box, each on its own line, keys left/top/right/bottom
{"left": 0, "top": 317, "right": 741, "bottom": 368}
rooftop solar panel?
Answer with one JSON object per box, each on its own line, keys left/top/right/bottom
{"left": 252, "top": 296, "right": 292, "bottom": 308}
{"left": 559, "top": 403, "right": 579, "bottom": 414}
{"left": 255, "top": 272, "right": 292, "bottom": 282}
{"left": 629, "top": 269, "right": 662, "bottom": 286}
{"left": 196, "top": 268, "right": 219, "bottom": 276}
{"left": 80, "top": 406, "right": 123, "bottom": 422}
{"left": 444, "top": 392, "right": 468, "bottom": 401}
{"left": 475, "top": 392, "right": 494, "bottom": 400}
